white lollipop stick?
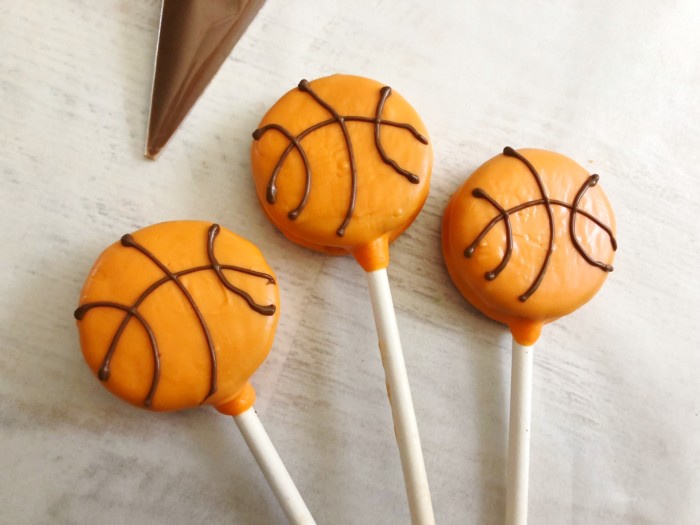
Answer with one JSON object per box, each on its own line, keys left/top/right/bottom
{"left": 233, "top": 407, "right": 316, "bottom": 525}
{"left": 506, "top": 340, "right": 534, "bottom": 525}
{"left": 366, "top": 269, "right": 435, "bottom": 525}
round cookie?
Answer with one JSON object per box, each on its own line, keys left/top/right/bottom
{"left": 442, "top": 147, "right": 617, "bottom": 345}
{"left": 251, "top": 74, "right": 433, "bottom": 271}
{"left": 75, "top": 221, "right": 279, "bottom": 414}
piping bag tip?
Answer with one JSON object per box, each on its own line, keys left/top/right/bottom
{"left": 145, "top": 0, "right": 266, "bottom": 159}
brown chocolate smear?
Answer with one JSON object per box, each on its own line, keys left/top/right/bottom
{"left": 146, "top": 0, "right": 265, "bottom": 159}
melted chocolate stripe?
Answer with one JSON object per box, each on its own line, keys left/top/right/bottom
{"left": 465, "top": 149, "right": 616, "bottom": 302}
{"left": 121, "top": 233, "right": 219, "bottom": 399}
{"left": 253, "top": 123, "right": 312, "bottom": 219}
{"left": 569, "top": 175, "right": 614, "bottom": 271}
{"left": 218, "top": 264, "right": 276, "bottom": 284}
{"left": 252, "top": 80, "right": 429, "bottom": 235}
{"left": 467, "top": 188, "right": 513, "bottom": 280}
{"left": 256, "top": 116, "right": 426, "bottom": 213}
{"left": 256, "top": 117, "right": 427, "bottom": 146}
{"left": 297, "top": 79, "right": 357, "bottom": 236}
{"left": 92, "top": 262, "right": 273, "bottom": 389}
{"left": 75, "top": 224, "right": 277, "bottom": 407}
{"left": 503, "top": 147, "right": 556, "bottom": 302}
{"left": 469, "top": 198, "right": 615, "bottom": 243}
{"left": 374, "top": 87, "right": 419, "bottom": 184}
{"left": 348, "top": 116, "right": 428, "bottom": 142}
{"left": 207, "top": 225, "right": 277, "bottom": 315}
{"left": 75, "top": 301, "right": 160, "bottom": 408}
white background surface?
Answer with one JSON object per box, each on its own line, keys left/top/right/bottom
{"left": 2, "top": 1, "right": 699, "bottom": 523}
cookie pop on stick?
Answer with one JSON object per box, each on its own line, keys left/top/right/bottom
{"left": 251, "top": 75, "right": 434, "bottom": 524}
{"left": 74, "top": 221, "right": 315, "bottom": 525}
{"left": 442, "top": 148, "right": 617, "bottom": 525}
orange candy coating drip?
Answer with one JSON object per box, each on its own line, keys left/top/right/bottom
{"left": 442, "top": 148, "right": 617, "bottom": 345}
{"left": 251, "top": 74, "right": 433, "bottom": 271}
{"left": 75, "top": 221, "right": 280, "bottom": 414}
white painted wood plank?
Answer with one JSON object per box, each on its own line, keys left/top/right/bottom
{"left": 1, "top": 1, "right": 699, "bottom": 523}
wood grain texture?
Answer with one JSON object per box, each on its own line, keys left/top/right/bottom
{"left": 1, "top": 0, "right": 699, "bottom": 523}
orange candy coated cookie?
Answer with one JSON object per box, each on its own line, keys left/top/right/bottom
{"left": 74, "top": 221, "right": 280, "bottom": 415}
{"left": 442, "top": 148, "right": 617, "bottom": 345}
{"left": 251, "top": 74, "right": 433, "bottom": 271}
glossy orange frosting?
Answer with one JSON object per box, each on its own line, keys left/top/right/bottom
{"left": 251, "top": 74, "right": 433, "bottom": 271}
{"left": 442, "top": 148, "right": 617, "bottom": 345}
{"left": 75, "top": 221, "right": 279, "bottom": 415}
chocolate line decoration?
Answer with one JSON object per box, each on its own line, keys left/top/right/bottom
{"left": 252, "top": 79, "right": 429, "bottom": 237}
{"left": 74, "top": 224, "right": 276, "bottom": 408}
{"left": 464, "top": 147, "right": 617, "bottom": 302}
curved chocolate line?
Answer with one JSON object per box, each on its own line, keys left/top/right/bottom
{"left": 121, "top": 233, "right": 219, "bottom": 398}
{"left": 253, "top": 124, "right": 311, "bottom": 219}
{"left": 252, "top": 80, "right": 429, "bottom": 236}
{"left": 503, "top": 147, "right": 555, "bottom": 302}
{"left": 465, "top": 149, "right": 617, "bottom": 301}
{"left": 75, "top": 224, "right": 277, "bottom": 407}
{"left": 374, "top": 87, "right": 420, "bottom": 184}
{"left": 570, "top": 175, "right": 614, "bottom": 271}
{"left": 297, "top": 79, "right": 357, "bottom": 236}
{"left": 75, "top": 301, "right": 160, "bottom": 408}
{"left": 255, "top": 116, "right": 426, "bottom": 218}
{"left": 207, "top": 224, "right": 277, "bottom": 315}
{"left": 469, "top": 198, "right": 615, "bottom": 247}
{"left": 90, "top": 262, "right": 274, "bottom": 390}
{"left": 351, "top": 116, "right": 428, "bottom": 143}
{"left": 466, "top": 188, "right": 513, "bottom": 281}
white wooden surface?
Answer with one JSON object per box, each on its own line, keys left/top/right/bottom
{"left": 1, "top": 1, "right": 699, "bottom": 523}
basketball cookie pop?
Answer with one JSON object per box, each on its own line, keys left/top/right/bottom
{"left": 251, "top": 75, "right": 434, "bottom": 524}
{"left": 442, "top": 148, "right": 617, "bottom": 525}
{"left": 75, "top": 221, "right": 315, "bottom": 525}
